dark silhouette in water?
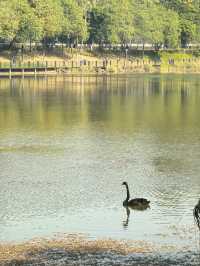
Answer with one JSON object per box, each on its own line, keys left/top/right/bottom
{"left": 122, "top": 204, "right": 150, "bottom": 229}
{"left": 193, "top": 199, "right": 200, "bottom": 230}
{"left": 123, "top": 207, "right": 130, "bottom": 229}
{"left": 122, "top": 181, "right": 150, "bottom": 209}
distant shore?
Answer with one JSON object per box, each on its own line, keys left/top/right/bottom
{"left": 0, "top": 49, "right": 200, "bottom": 77}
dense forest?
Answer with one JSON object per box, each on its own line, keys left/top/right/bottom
{"left": 0, "top": 0, "right": 200, "bottom": 49}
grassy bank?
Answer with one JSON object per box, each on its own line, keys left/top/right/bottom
{"left": 0, "top": 235, "right": 199, "bottom": 266}
{"left": 0, "top": 49, "right": 200, "bottom": 75}
{"left": 0, "top": 235, "right": 152, "bottom": 264}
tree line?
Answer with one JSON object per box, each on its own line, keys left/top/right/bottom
{"left": 0, "top": 0, "right": 200, "bottom": 50}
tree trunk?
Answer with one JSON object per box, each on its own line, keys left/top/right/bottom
{"left": 8, "top": 36, "right": 17, "bottom": 50}
{"left": 142, "top": 43, "right": 144, "bottom": 58}
{"left": 29, "top": 39, "right": 32, "bottom": 53}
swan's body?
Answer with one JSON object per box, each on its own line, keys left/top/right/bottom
{"left": 122, "top": 181, "right": 150, "bottom": 209}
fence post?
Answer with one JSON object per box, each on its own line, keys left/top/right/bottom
{"left": 9, "top": 61, "right": 12, "bottom": 79}
{"left": 117, "top": 59, "right": 119, "bottom": 71}
{"left": 45, "top": 61, "right": 48, "bottom": 74}
{"left": 22, "top": 62, "right": 24, "bottom": 78}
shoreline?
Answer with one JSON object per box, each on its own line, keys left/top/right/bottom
{"left": 0, "top": 70, "right": 200, "bottom": 78}
{"left": 0, "top": 236, "right": 199, "bottom": 266}
{"left": 1, "top": 50, "right": 200, "bottom": 77}
{"left": 0, "top": 72, "right": 200, "bottom": 80}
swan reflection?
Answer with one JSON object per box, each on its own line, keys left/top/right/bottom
{"left": 123, "top": 204, "right": 150, "bottom": 229}
{"left": 123, "top": 207, "right": 130, "bottom": 229}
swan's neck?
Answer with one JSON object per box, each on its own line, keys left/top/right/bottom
{"left": 125, "top": 184, "right": 130, "bottom": 202}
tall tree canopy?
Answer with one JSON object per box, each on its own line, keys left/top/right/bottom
{"left": 60, "top": 0, "right": 88, "bottom": 43}
{"left": 0, "top": 0, "right": 20, "bottom": 42}
{"left": 0, "top": 0, "right": 199, "bottom": 48}
{"left": 160, "top": 0, "right": 199, "bottom": 46}
{"left": 33, "top": 0, "right": 63, "bottom": 40}
{"left": 89, "top": 0, "right": 134, "bottom": 44}
{"left": 132, "top": 0, "right": 180, "bottom": 48}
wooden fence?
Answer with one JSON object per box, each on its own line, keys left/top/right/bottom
{"left": 0, "top": 58, "right": 199, "bottom": 77}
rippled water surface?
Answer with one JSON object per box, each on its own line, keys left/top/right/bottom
{"left": 0, "top": 75, "right": 200, "bottom": 251}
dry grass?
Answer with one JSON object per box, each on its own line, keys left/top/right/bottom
{"left": 0, "top": 235, "right": 154, "bottom": 263}
{"left": 0, "top": 56, "right": 10, "bottom": 62}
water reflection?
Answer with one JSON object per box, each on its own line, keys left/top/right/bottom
{"left": 123, "top": 207, "right": 130, "bottom": 229}
{"left": 123, "top": 205, "right": 150, "bottom": 230}
{"left": 0, "top": 75, "right": 200, "bottom": 249}
{"left": 0, "top": 75, "right": 200, "bottom": 135}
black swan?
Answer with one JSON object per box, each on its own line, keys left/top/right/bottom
{"left": 193, "top": 199, "right": 200, "bottom": 230}
{"left": 122, "top": 181, "right": 150, "bottom": 209}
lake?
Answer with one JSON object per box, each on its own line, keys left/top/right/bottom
{"left": 0, "top": 74, "right": 200, "bottom": 253}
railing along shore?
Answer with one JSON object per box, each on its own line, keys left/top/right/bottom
{"left": 0, "top": 58, "right": 199, "bottom": 77}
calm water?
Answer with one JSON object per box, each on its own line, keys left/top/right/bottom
{"left": 0, "top": 75, "right": 200, "bottom": 251}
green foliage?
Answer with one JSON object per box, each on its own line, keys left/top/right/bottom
{"left": 132, "top": 1, "right": 180, "bottom": 48}
{"left": 160, "top": 0, "right": 200, "bottom": 47}
{"left": 0, "top": 0, "right": 199, "bottom": 48}
{"left": 33, "top": 0, "right": 63, "bottom": 39}
{"left": 0, "top": 0, "right": 20, "bottom": 42}
{"left": 15, "top": 0, "right": 43, "bottom": 43}
{"left": 163, "top": 9, "right": 181, "bottom": 48}
{"left": 60, "top": 0, "right": 88, "bottom": 42}
{"left": 89, "top": 0, "right": 134, "bottom": 44}
{"left": 180, "top": 18, "right": 196, "bottom": 47}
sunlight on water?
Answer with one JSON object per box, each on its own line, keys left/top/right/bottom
{"left": 0, "top": 75, "right": 200, "bottom": 252}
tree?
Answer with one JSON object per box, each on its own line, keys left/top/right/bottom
{"left": 0, "top": 0, "right": 198, "bottom": 50}
{"left": 162, "top": 9, "right": 181, "bottom": 48}
{"left": 32, "top": 0, "right": 63, "bottom": 46}
{"left": 89, "top": 0, "right": 134, "bottom": 44}
{"left": 0, "top": 0, "right": 43, "bottom": 49}
{"left": 160, "top": 0, "right": 198, "bottom": 47}
{"left": 132, "top": 0, "right": 180, "bottom": 49}
{"left": 15, "top": 0, "right": 43, "bottom": 50}
{"left": 0, "top": 0, "right": 20, "bottom": 43}
{"left": 60, "top": 0, "right": 88, "bottom": 44}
